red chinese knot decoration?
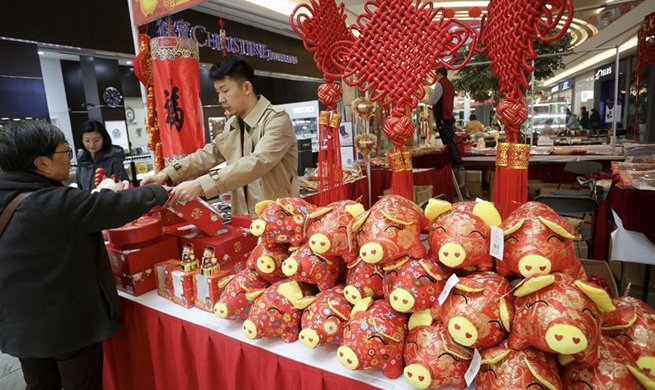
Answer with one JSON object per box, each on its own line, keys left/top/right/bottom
{"left": 482, "top": 0, "right": 573, "bottom": 217}
{"left": 290, "top": 1, "right": 355, "bottom": 206}
{"left": 326, "top": 0, "right": 478, "bottom": 199}
{"left": 634, "top": 12, "right": 655, "bottom": 135}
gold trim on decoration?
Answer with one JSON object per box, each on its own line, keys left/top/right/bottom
{"left": 330, "top": 113, "right": 342, "bottom": 129}
{"left": 319, "top": 111, "right": 330, "bottom": 126}
{"left": 388, "top": 150, "right": 404, "bottom": 173}
{"left": 508, "top": 143, "right": 530, "bottom": 170}
{"left": 496, "top": 143, "right": 510, "bottom": 167}
{"left": 402, "top": 150, "right": 412, "bottom": 172}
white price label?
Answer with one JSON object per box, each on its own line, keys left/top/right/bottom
{"left": 490, "top": 225, "right": 504, "bottom": 261}
{"left": 438, "top": 274, "right": 460, "bottom": 306}
{"left": 465, "top": 349, "right": 482, "bottom": 387}
{"left": 475, "top": 198, "right": 484, "bottom": 203}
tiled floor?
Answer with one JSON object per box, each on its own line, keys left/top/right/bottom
{"left": 0, "top": 351, "right": 25, "bottom": 390}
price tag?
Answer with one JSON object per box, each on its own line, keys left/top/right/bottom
{"left": 438, "top": 274, "right": 460, "bottom": 306}
{"left": 537, "top": 136, "right": 554, "bottom": 146}
{"left": 475, "top": 198, "right": 484, "bottom": 203}
{"left": 465, "top": 349, "right": 482, "bottom": 387}
{"left": 490, "top": 225, "right": 504, "bottom": 261}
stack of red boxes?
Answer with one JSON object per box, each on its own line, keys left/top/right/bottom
{"left": 106, "top": 216, "right": 179, "bottom": 296}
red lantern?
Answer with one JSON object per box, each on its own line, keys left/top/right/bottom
{"left": 444, "top": 8, "right": 456, "bottom": 18}
{"left": 469, "top": 6, "right": 482, "bottom": 18}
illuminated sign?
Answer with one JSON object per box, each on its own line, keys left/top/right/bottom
{"left": 595, "top": 66, "right": 612, "bottom": 81}
{"left": 560, "top": 80, "right": 572, "bottom": 91}
{"left": 551, "top": 85, "right": 559, "bottom": 93}
{"left": 160, "top": 19, "right": 298, "bottom": 65}
{"left": 292, "top": 106, "right": 315, "bottom": 114}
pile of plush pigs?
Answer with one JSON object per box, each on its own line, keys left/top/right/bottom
{"left": 211, "top": 195, "right": 654, "bottom": 389}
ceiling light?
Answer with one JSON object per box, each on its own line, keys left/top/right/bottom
{"left": 243, "top": 0, "right": 300, "bottom": 16}
{"left": 543, "top": 36, "right": 638, "bottom": 86}
{"left": 38, "top": 51, "right": 44, "bottom": 55}
{"left": 432, "top": 1, "right": 489, "bottom": 7}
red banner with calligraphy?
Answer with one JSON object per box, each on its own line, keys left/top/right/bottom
{"left": 131, "top": 0, "right": 207, "bottom": 27}
{"left": 151, "top": 36, "right": 205, "bottom": 164}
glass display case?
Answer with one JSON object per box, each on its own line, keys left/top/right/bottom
{"left": 279, "top": 100, "right": 320, "bottom": 152}
{"left": 530, "top": 102, "right": 568, "bottom": 134}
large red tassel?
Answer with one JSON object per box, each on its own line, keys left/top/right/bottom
{"left": 383, "top": 112, "right": 414, "bottom": 200}
{"left": 315, "top": 81, "right": 345, "bottom": 206}
{"left": 493, "top": 143, "right": 529, "bottom": 219}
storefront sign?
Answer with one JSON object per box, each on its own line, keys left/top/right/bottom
{"left": 161, "top": 19, "right": 298, "bottom": 65}
{"left": 292, "top": 106, "right": 315, "bottom": 114}
{"left": 560, "top": 80, "right": 572, "bottom": 91}
{"left": 131, "top": 0, "right": 206, "bottom": 27}
{"left": 594, "top": 66, "right": 613, "bottom": 81}
{"left": 580, "top": 90, "right": 594, "bottom": 102}
{"left": 550, "top": 85, "right": 559, "bottom": 93}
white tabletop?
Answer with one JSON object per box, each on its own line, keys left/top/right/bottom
{"left": 463, "top": 154, "right": 625, "bottom": 163}
{"left": 118, "top": 290, "right": 463, "bottom": 390}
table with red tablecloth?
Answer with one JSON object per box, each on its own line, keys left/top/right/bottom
{"left": 102, "top": 291, "right": 436, "bottom": 390}
{"left": 302, "top": 176, "right": 369, "bottom": 206}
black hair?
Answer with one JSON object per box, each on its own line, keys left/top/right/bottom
{"left": 470, "top": 114, "right": 477, "bottom": 120}
{"left": 0, "top": 120, "right": 65, "bottom": 172}
{"left": 78, "top": 120, "right": 112, "bottom": 153}
{"left": 209, "top": 55, "right": 255, "bottom": 90}
{"left": 436, "top": 68, "right": 448, "bottom": 77}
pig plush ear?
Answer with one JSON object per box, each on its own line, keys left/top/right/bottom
{"left": 557, "top": 354, "right": 577, "bottom": 366}
{"left": 574, "top": 280, "right": 616, "bottom": 312}
{"left": 424, "top": 199, "right": 452, "bottom": 222}
{"left": 218, "top": 275, "right": 235, "bottom": 289}
{"left": 480, "top": 348, "right": 511, "bottom": 365}
{"left": 503, "top": 218, "right": 525, "bottom": 236}
{"left": 351, "top": 210, "right": 371, "bottom": 232}
{"left": 408, "top": 308, "right": 433, "bottom": 330}
{"left": 499, "top": 296, "right": 513, "bottom": 332}
{"left": 245, "top": 288, "right": 265, "bottom": 301}
{"left": 278, "top": 281, "right": 316, "bottom": 309}
{"left": 601, "top": 306, "right": 638, "bottom": 331}
{"left": 350, "top": 296, "right": 373, "bottom": 316}
{"left": 345, "top": 203, "right": 366, "bottom": 219}
{"left": 380, "top": 210, "right": 413, "bottom": 225}
{"left": 524, "top": 357, "right": 561, "bottom": 390}
{"left": 472, "top": 201, "right": 502, "bottom": 227}
{"left": 627, "top": 364, "right": 655, "bottom": 390}
{"left": 255, "top": 199, "right": 274, "bottom": 216}
{"left": 455, "top": 279, "right": 485, "bottom": 293}
{"left": 514, "top": 275, "right": 556, "bottom": 297}
{"left": 328, "top": 299, "right": 350, "bottom": 321}
{"left": 538, "top": 216, "right": 576, "bottom": 240}
{"left": 309, "top": 207, "right": 333, "bottom": 220}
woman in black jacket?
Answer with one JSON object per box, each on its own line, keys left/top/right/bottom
{"left": 76, "top": 120, "right": 129, "bottom": 190}
{"left": 0, "top": 121, "right": 168, "bottom": 390}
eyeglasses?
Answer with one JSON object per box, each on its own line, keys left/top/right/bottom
{"left": 53, "top": 148, "right": 73, "bottom": 159}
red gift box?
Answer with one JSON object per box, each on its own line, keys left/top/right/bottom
{"left": 185, "top": 225, "right": 257, "bottom": 273}
{"left": 147, "top": 206, "right": 185, "bottom": 226}
{"left": 229, "top": 214, "right": 256, "bottom": 229}
{"left": 165, "top": 197, "right": 224, "bottom": 236}
{"left": 113, "top": 269, "right": 156, "bottom": 296}
{"left": 107, "top": 236, "right": 179, "bottom": 275}
{"left": 169, "top": 267, "right": 199, "bottom": 308}
{"left": 193, "top": 269, "right": 230, "bottom": 312}
{"left": 106, "top": 216, "right": 162, "bottom": 247}
{"left": 155, "top": 259, "right": 181, "bottom": 300}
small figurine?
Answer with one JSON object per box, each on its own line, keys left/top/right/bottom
{"left": 181, "top": 242, "right": 199, "bottom": 272}
{"left": 200, "top": 245, "right": 219, "bottom": 277}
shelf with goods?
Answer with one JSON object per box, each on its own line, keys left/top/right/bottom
{"left": 528, "top": 102, "right": 568, "bottom": 133}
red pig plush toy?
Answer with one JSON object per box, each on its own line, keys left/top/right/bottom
{"left": 498, "top": 202, "right": 586, "bottom": 279}
{"left": 214, "top": 269, "right": 270, "bottom": 321}
{"left": 249, "top": 198, "right": 315, "bottom": 247}
{"left": 383, "top": 256, "right": 447, "bottom": 313}
{"left": 242, "top": 280, "right": 316, "bottom": 343}
{"left": 246, "top": 242, "right": 290, "bottom": 284}
{"left": 306, "top": 199, "right": 366, "bottom": 263}
{"left": 403, "top": 320, "right": 472, "bottom": 389}
{"left": 338, "top": 297, "right": 408, "bottom": 379}
{"left": 424, "top": 200, "right": 502, "bottom": 272}
{"left": 299, "top": 285, "right": 353, "bottom": 348}
{"left": 510, "top": 272, "right": 616, "bottom": 367}
{"left": 281, "top": 244, "right": 343, "bottom": 291}
{"left": 431, "top": 271, "right": 513, "bottom": 349}
{"left": 343, "top": 257, "right": 385, "bottom": 305}
{"left": 353, "top": 195, "right": 427, "bottom": 266}
{"left": 476, "top": 340, "right": 562, "bottom": 390}
{"left": 560, "top": 335, "right": 646, "bottom": 390}
{"left": 602, "top": 294, "right": 655, "bottom": 389}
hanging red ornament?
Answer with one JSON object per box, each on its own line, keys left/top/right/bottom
{"left": 444, "top": 8, "right": 456, "bottom": 18}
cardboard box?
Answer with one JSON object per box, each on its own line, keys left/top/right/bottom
{"left": 464, "top": 170, "right": 482, "bottom": 183}
{"left": 107, "top": 236, "right": 179, "bottom": 275}
{"left": 581, "top": 259, "right": 619, "bottom": 297}
{"left": 164, "top": 224, "right": 256, "bottom": 275}
{"left": 113, "top": 268, "right": 156, "bottom": 296}
{"left": 155, "top": 259, "right": 181, "bottom": 300}
{"left": 169, "top": 267, "right": 200, "bottom": 308}
{"left": 383, "top": 185, "right": 433, "bottom": 205}
{"left": 165, "top": 197, "right": 224, "bottom": 236}
{"left": 193, "top": 269, "right": 230, "bottom": 312}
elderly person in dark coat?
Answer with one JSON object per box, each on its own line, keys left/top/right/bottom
{"left": 0, "top": 121, "right": 168, "bottom": 390}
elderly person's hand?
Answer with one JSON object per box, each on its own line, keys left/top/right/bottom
{"left": 92, "top": 179, "right": 130, "bottom": 193}
{"left": 169, "top": 180, "right": 204, "bottom": 204}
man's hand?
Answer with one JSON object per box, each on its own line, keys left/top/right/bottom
{"left": 169, "top": 180, "right": 204, "bottom": 204}
{"left": 141, "top": 171, "right": 169, "bottom": 187}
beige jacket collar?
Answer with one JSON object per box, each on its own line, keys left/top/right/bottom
{"left": 229, "top": 95, "right": 271, "bottom": 131}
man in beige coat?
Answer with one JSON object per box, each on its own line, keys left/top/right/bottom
{"left": 141, "top": 56, "right": 298, "bottom": 215}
